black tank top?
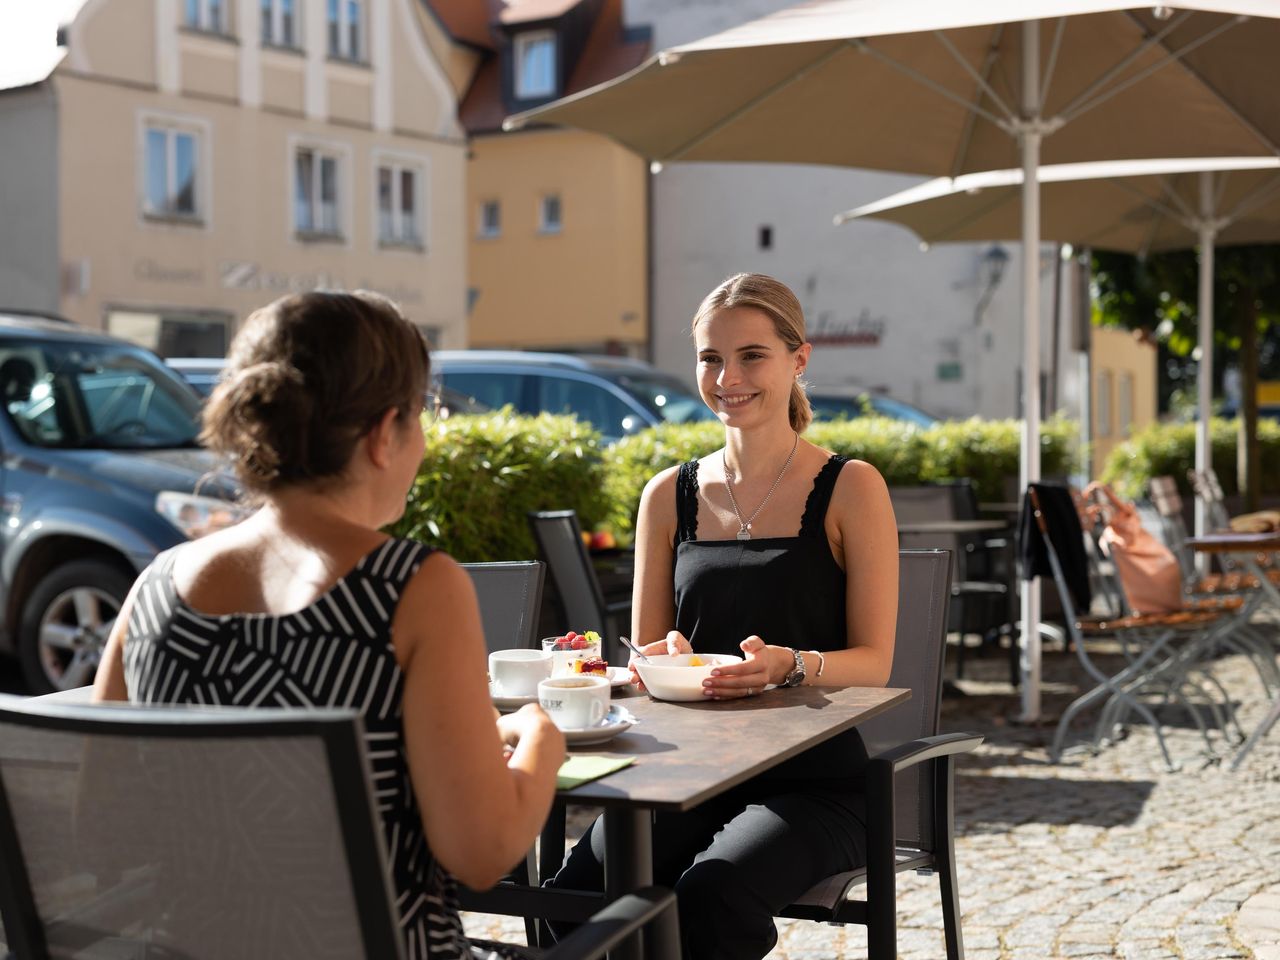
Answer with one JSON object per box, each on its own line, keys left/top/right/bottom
{"left": 673, "top": 454, "right": 868, "bottom": 783}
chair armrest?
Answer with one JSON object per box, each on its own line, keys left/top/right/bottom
{"left": 868, "top": 732, "right": 984, "bottom": 773}
{"left": 544, "top": 886, "right": 680, "bottom": 960}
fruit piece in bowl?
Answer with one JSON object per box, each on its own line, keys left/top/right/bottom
{"left": 573, "top": 656, "right": 609, "bottom": 677}
{"left": 633, "top": 653, "right": 744, "bottom": 702}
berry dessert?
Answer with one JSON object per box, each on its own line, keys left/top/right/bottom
{"left": 542, "top": 630, "right": 602, "bottom": 676}
{"left": 573, "top": 657, "right": 609, "bottom": 676}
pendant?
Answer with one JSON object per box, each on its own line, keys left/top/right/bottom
{"left": 736, "top": 527, "right": 752, "bottom": 541}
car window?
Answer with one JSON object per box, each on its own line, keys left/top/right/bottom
{"left": 442, "top": 372, "right": 526, "bottom": 411}
{"left": 615, "top": 374, "right": 715, "bottom": 425}
{"left": 534, "top": 375, "right": 644, "bottom": 438}
{"left": 0, "top": 340, "right": 201, "bottom": 449}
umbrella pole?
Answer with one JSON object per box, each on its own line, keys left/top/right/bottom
{"left": 1019, "top": 19, "right": 1043, "bottom": 723}
{"left": 1196, "top": 171, "right": 1216, "bottom": 546}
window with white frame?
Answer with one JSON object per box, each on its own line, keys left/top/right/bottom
{"left": 143, "top": 122, "right": 202, "bottom": 220}
{"left": 1118, "top": 372, "right": 1134, "bottom": 438}
{"left": 261, "top": 0, "right": 297, "bottom": 47}
{"left": 295, "top": 146, "right": 342, "bottom": 237}
{"left": 539, "top": 194, "right": 562, "bottom": 234}
{"left": 514, "top": 31, "right": 557, "bottom": 99}
{"left": 327, "top": 0, "right": 363, "bottom": 60}
{"left": 479, "top": 200, "right": 501, "bottom": 238}
{"left": 185, "top": 0, "right": 227, "bottom": 33}
{"left": 377, "top": 161, "right": 424, "bottom": 247}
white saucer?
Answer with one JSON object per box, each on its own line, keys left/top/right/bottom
{"left": 489, "top": 685, "right": 539, "bottom": 711}
{"left": 606, "top": 666, "right": 634, "bottom": 688}
{"left": 561, "top": 705, "right": 638, "bottom": 745}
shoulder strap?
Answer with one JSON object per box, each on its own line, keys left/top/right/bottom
{"left": 126, "top": 547, "right": 182, "bottom": 640}
{"left": 360, "top": 538, "right": 436, "bottom": 594}
{"left": 799, "top": 455, "right": 849, "bottom": 538}
{"left": 674, "top": 460, "right": 700, "bottom": 547}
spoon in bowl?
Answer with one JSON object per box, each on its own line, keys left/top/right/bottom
{"left": 618, "top": 635, "right": 650, "bottom": 663}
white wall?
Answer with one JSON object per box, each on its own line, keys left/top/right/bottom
{"left": 627, "top": 0, "right": 1081, "bottom": 422}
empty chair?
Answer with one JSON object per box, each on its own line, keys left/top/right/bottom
{"left": 0, "top": 697, "right": 682, "bottom": 960}
{"left": 779, "top": 549, "right": 983, "bottom": 960}
{"left": 463, "top": 561, "right": 545, "bottom": 653}
{"left": 528, "top": 511, "right": 630, "bottom": 662}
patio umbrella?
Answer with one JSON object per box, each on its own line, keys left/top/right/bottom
{"left": 837, "top": 155, "right": 1280, "bottom": 541}
{"left": 505, "top": 0, "right": 1280, "bottom": 719}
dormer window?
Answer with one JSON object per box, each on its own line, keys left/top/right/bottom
{"left": 514, "top": 30, "right": 557, "bottom": 100}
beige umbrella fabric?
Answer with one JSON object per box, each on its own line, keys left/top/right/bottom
{"left": 507, "top": 0, "right": 1280, "bottom": 719}
{"left": 506, "top": 1, "right": 1280, "bottom": 176}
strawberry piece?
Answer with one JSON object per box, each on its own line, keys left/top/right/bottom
{"left": 570, "top": 636, "right": 589, "bottom": 649}
{"left": 564, "top": 631, "right": 578, "bottom": 640}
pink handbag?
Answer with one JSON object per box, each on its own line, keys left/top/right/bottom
{"left": 1099, "top": 501, "right": 1184, "bottom": 615}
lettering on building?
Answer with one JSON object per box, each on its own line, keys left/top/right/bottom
{"left": 808, "top": 308, "right": 886, "bottom": 347}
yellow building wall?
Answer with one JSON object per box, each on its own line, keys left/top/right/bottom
{"left": 468, "top": 128, "right": 648, "bottom": 352}
{"left": 70, "top": 0, "right": 156, "bottom": 87}
{"left": 1091, "top": 326, "right": 1158, "bottom": 471}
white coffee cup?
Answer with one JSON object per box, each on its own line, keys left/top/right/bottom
{"left": 538, "top": 675, "right": 611, "bottom": 730}
{"left": 489, "top": 649, "right": 553, "bottom": 698}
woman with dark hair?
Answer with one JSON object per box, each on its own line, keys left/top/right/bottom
{"left": 93, "top": 290, "right": 564, "bottom": 960}
{"left": 547, "top": 273, "right": 899, "bottom": 960}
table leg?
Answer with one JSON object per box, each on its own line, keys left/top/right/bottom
{"left": 603, "top": 807, "right": 654, "bottom": 960}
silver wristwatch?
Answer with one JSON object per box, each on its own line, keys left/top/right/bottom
{"left": 781, "top": 647, "right": 806, "bottom": 687}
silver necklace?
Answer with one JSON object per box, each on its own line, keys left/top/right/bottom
{"left": 723, "top": 433, "right": 799, "bottom": 541}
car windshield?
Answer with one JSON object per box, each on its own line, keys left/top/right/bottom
{"left": 809, "top": 392, "right": 937, "bottom": 428}
{"left": 0, "top": 338, "right": 202, "bottom": 449}
{"left": 867, "top": 395, "right": 938, "bottom": 428}
{"left": 615, "top": 374, "right": 715, "bottom": 425}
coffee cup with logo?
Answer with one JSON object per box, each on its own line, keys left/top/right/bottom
{"left": 537, "top": 675, "right": 611, "bottom": 730}
{"left": 489, "top": 649, "right": 553, "bottom": 698}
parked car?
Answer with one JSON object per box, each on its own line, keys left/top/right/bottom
{"left": 0, "top": 313, "right": 245, "bottom": 693}
{"left": 432, "top": 351, "right": 715, "bottom": 442}
{"left": 166, "top": 356, "right": 491, "bottom": 418}
{"left": 806, "top": 388, "right": 940, "bottom": 428}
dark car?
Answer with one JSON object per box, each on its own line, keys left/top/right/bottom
{"left": 0, "top": 313, "right": 244, "bottom": 693}
{"left": 806, "top": 389, "right": 940, "bottom": 428}
{"left": 432, "top": 351, "right": 715, "bottom": 442}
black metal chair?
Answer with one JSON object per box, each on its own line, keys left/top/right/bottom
{"left": 528, "top": 510, "right": 631, "bottom": 663}
{"left": 0, "top": 697, "right": 681, "bottom": 960}
{"left": 778, "top": 548, "right": 982, "bottom": 960}
{"left": 463, "top": 561, "right": 546, "bottom": 653}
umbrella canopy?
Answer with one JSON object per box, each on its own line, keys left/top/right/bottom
{"left": 835, "top": 156, "right": 1280, "bottom": 251}
{"left": 506, "top": 1, "right": 1280, "bottom": 175}
{"left": 837, "top": 154, "right": 1280, "bottom": 539}
{"left": 506, "top": 0, "right": 1280, "bottom": 720}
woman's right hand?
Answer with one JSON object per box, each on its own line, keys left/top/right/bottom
{"left": 498, "top": 703, "right": 564, "bottom": 756}
{"left": 629, "top": 630, "right": 693, "bottom": 687}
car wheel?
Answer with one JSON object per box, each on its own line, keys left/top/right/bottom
{"left": 18, "top": 560, "right": 133, "bottom": 695}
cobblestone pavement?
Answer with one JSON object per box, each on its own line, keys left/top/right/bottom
{"left": 465, "top": 636, "right": 1280, "bottom": 959}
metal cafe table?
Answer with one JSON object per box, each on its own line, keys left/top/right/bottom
{"left": 527, "top": 683, "right": 910, "bottom": 960}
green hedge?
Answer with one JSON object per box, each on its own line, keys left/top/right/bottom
{"left": 602, "top": 416, "right": 1076, "bottom": 542}
{"left": 387, "top": 409, "right": 610, "bottom": 562}
{"left": 1101, "top": 417, "right": 1280, "bottom": 499}
{"left": 395, "top": 413, "right": 1077, "bottom": 557}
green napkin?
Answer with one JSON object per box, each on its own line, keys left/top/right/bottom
{"left": 557, "top": 755, "right": 635, "bottom": 790}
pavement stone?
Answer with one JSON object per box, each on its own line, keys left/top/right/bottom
{"left": 463, "top": 633, "right": 1280, "bottom": 958}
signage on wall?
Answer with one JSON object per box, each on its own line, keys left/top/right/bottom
{"left": 807, "top": 308, "right": 886, "bottom": 348}
{"left": 131, "top": 258, "right": 424, "bottom": 306}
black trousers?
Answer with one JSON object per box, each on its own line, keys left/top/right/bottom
{"left": 545, "top": 779, "right": 866, "bottom": 960}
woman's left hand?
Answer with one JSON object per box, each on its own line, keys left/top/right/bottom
{"left": 702, "top": 636, "right": 776, "bottom": 699}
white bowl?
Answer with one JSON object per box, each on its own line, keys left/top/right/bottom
{"left": 632, "top": 653, "right": 743, "bottom": 702}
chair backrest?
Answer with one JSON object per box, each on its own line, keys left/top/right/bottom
{"left": 1188, "top": 467, "right": 1232, "bottom": 529}
{"left": 1149, "top": 476, "right": 1196, "bottom": 581}
{"left": 888, "top": 486, "right": 970, "bottom": 580}
{"left": 463, "top": 561, "right": 546, "bottom": 654}
{"left": 0, "top": 698, "right": 404, "bottom": 960}
{"left": 1028, "top": 486, "right": 1090, "bottom": 628}
{"left": 528, "top": 510, "right": 608, "bottom": 637}
{"left": 857, "top": 549, "right": 953, "bottom": 854}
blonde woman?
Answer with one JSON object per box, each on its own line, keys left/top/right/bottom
{"left": 547, "top": 273, "right": 899, "bottom": 960}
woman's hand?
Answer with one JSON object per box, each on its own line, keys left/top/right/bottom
{"left": 629, "top": 630, "right": 692, "bottom": 688}
{"left": 497, "top": 703, "right": 563, "bottom": 761}
{"left": 701, "top": 636, "right": 779, "bottom": 699}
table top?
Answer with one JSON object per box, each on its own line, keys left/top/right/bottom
{"left": 897, "top": 519, "right": 1008, "bottom": 535}
{"left": 561, "top": 684, "right": 909, "bottom": 811}
{"left": 1187, "top": 531, "right": 1280, "bottom": 553}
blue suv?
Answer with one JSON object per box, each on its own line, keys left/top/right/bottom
{"left": 0, "top": 311, "right": 242, "bottom": 693}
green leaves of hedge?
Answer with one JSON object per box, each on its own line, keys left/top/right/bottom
{"left": 394, "top": 412, "right": 1078, "bottom": 561}
{"left": 1100, "top": 417, "right": 1280, "bottom": 499}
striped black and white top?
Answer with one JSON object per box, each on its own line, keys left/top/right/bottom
{"left": 123, "top": 537, "right": 531, "bottom": 960}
